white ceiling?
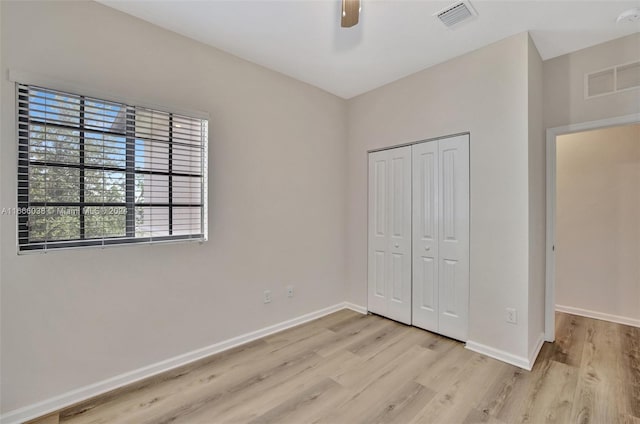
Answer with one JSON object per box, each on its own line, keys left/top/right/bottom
{"left": 99, "top": 0, "right": 640, "bottom": 99}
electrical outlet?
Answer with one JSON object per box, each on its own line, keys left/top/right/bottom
{"left": 506, "top": 307, "right": 517, "bottom": 324}
{"left": 263, "top": 290, "right": 272, "bottom": 304}
{"left": 286, "top": 285, "right": 294, "bottom": 298}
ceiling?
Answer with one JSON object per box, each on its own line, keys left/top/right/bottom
{"left": 98, "top": 0, "right": 640, "bottom": 99}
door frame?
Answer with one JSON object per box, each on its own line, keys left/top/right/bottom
{"left": 544, "top": 113, "right": 640, "bottom": 342}
{"left": 367, "top": 132, "right": 470, "bottom": 154}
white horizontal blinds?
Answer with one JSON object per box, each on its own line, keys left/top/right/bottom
{"left": 17, "top": 83, "right": 207, "bottom": 252}
{"left": 133, "top": 108, "right": 205, "bottom": 240}
{"left": 16, "top": 84, "right": 129, "bottom": 250}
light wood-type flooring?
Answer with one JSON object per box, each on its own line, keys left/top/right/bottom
{"left": 37, "top": 310, "right": 639, "bottom": 423}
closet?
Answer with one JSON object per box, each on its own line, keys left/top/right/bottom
{"left": 367, "top": 134, "right": 469, "bottom": 341}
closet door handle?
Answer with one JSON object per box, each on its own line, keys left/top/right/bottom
{"left": 424, "top": 246, "right": 431, "bottom": 251}
{"left": 394, "top": 243, "right": 399, "bottom": 248}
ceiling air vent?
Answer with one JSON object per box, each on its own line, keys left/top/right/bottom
{"left": 435, "top": 1, "right": 477, "bottom": 28}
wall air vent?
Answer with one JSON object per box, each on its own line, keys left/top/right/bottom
{"left": 585, "top": 60, "right": 640, "bottom": 99}
{"left": 435, "top": 1, "right": 477, "bottom": 28}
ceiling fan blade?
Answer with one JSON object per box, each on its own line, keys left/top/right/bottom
{"left": 341, "top": 0, "right": 360, "bottom": 28}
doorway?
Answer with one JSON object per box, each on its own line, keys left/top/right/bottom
{"left": 545, "top": 114, "right": 640, "bottom": 341}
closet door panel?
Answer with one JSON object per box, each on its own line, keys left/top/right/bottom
{"left": 368, "top": 146, "right": 411, "bottom": 324}
{"left": 368, "top": 151, "right": 389, "bottom": 316}
{"left": 386, "top": 147, "right": 412, "bottom": 324}
{"left": 412, "top": 141, "right": 439, "bottom": 332}
{"left": 437, "top": 135, "right": 470, "bottom": 341}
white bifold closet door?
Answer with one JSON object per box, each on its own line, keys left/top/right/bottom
{"left": 412, "top": 134, "right": 469, "bottom": 341}
{"left": 367, "top": 146, "right": 412, "bottom": 325}
{"left": 367, "top": 134, "right": 469, "bottom": 341}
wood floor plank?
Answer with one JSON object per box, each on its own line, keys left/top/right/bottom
{"left": 361, "top": 381, "right": 436, "bottom": 424}
{"left": 344, "top": 321, "right": 409, "bottom": 358}
{"left": 135, "top": 350, "right": 326, "bottom": 424}
{"left": 409, "top": 354, "right": 508, "bottom": 424}
{"left": 326, "top": 311, "right": 371, "bottom": 333}
{"left": 25, "top": 413, "right": 60, "bottom": 424}
{"left": 248, "top": 378, "right": 347, "bottom": 424}
{"left": 419, "top": 332, "right": 460, "bottom": 354}
{"left": 621, "top": 413, "right": 640, "bottom": 424}
{"left": 315, "top": 315, "right": 396, "bottom": 358}
{"left": 463, "top": 365, "right": 531, "bottom": 423}
{"left": 185, "top": 349, "right": 364, "bottom": 423}
{"left": 519, "top": 360, "right": 579, "bottom": 423}
{"left": 350, "top": 325, "right": 433, "bottom": 361}
{"left": 331, "top": 312, "right": 389, "bottom": 334}
{"left": 413, "top": 339, "right": 473, "bottom": 392}
{"left": 486, "top": 341, "right": 574, "bottom": 423}
{"left": 462, "top": 409, "right": 508, "bottom": 424}
{"left": 619, "top": 324, "right": 640, "bottom": 418}
{"left": 551, "top": 312, "right": 587, "bottom": 367}
{"left": 314, "top": 345, "right": 436, "bottom": 424}
{"left": 332, "top": 328, "right": 438, "bottom": 391}
{"left": 570, "top": 318, "right": 626, "bottom": 424}
{"left": 263, "top": 309, "right": 358, "bottom": 347}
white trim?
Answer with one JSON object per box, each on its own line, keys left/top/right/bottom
{"left": 545, "top": 113, "right": 640, "bottom": 343}
{"left": 8, "top": 69, "right": 210, "bottom": 120}
{"left": 545, "top": 127, "right": 556, "bottom": 342}
{"left": 344, "top": 302, "right": 367, "bottom": 314}
{"left": 556, "top": 305, "right": 640, "bottom": 328}
{"left": 465, "top": 340, "right": 532, "bottom": 371}
{"left": 0, "top": 302, "right": 361, "bottom": 424}
{"left": 528, "top": 333, "right": 545, "bottom": 370}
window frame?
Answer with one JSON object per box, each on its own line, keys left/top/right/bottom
{"left": 16, "top": 82, "right": 209, "bottom": 253}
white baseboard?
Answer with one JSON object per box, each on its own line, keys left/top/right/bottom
{"left": 556, "top": 305, "right": 640, "bottom": 328}
{"left": 528, "top": 332, "right": 545, "bottom": 370}
{"left": 343, "top": 302, "right": 367, "bottom": 315}
{"left": 465, "top": 340, "right": 532, "bottom": 371}
{"left": 466, "top": 331, "right": 545, "bottom": 372}
{"left": 1, "top": 302, "right": 365, "bottom": 424}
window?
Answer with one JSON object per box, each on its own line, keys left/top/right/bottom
{"left": 17, "top": 84, "right": 208, "bottom": 251}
